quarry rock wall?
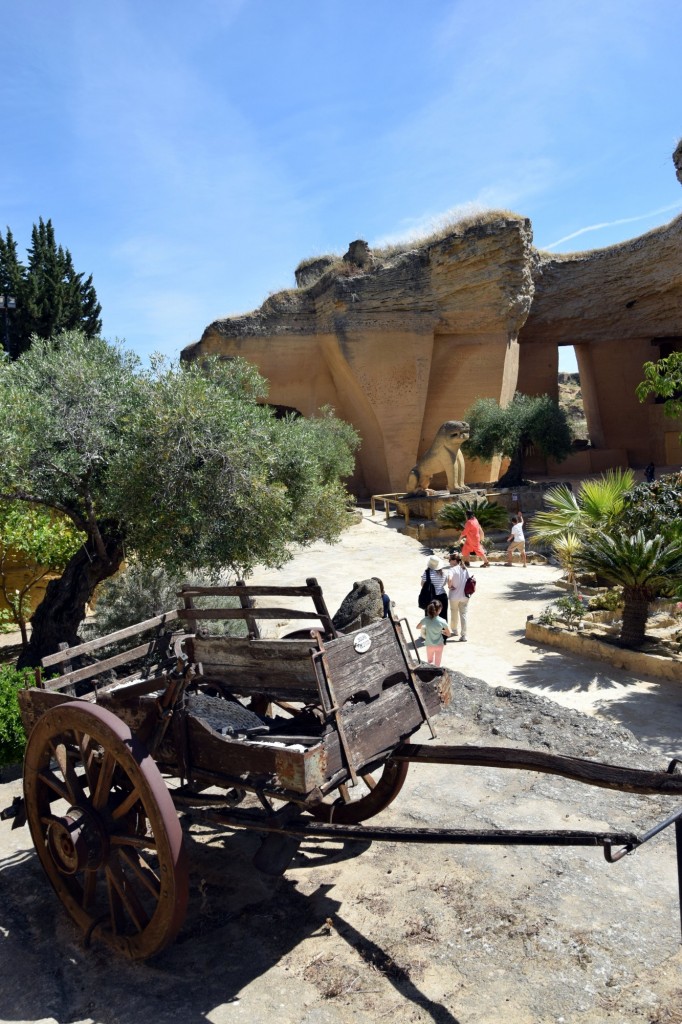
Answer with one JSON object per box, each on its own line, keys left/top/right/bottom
{"left": 184, "top": 145, "right": 682, "bottom": 494}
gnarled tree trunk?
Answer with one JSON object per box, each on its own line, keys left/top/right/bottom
{"left": 496, "top": 445, "right": 524, "bottom": 488}
{"left": 18, "top": 528, "right": 124, "bottom": 668}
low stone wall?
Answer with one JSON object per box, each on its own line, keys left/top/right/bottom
{"left": 525, "top": 619, "right": 682, "bottom": 681}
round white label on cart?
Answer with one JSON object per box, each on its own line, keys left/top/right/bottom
{"left": 353, "top": 632, "right": 371, "bottom": 653}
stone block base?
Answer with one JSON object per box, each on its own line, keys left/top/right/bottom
{"left": 525, "top": 620, "right": 682, "bottom": 682}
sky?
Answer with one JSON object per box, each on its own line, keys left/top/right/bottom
{"left": 2, "top": 1, "right": 681, "bottom": 375}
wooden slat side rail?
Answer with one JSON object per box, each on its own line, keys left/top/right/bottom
{"left": 42, "top": 641, "right": 166, "bottom": 691}
{"left": 177, "top": 585, "right": 323, "bottom": 598}
{"left": 235, "top": 576, "right": 260, "bottom": 640}
{"left": 177, "top": 577, "right": 336, "bottom": 639}
{"left": 188, "top": 636, "right": 320, "bottom": 701}
{"left": 177, "top": 607, "right": 323, "bottom": 622}
{"left": 41, "top": 609, "right": 179, "bottom": 668}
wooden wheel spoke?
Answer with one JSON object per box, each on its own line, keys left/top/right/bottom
{"left": 77, "top": 733, "right": 99, "bottom": 792}
{"left": 106, "top": 870, "right": 127, "bottom": 935}
{"left": 110, "top": 831, "right": 157, "bottom": 852}
{"left": 118, "top": 848, "right": 161, "bottom": 900}
{"left": 51, "top": 740, "right": 87, "bottom": 806}
{"left": 37, "top": 768, "right": 71, "bottom": 803}
{"left": 92, "top": 750, "right": 117, "bottom": 811}
{"left": 106, "top": 857, "right": 150, "bottom": 933}
{"left": 361, "top": 773, "right": 378, "bottom": 790}
{"left": 82, "top": 868, "right": 99, "bottom": 911}
{"left": 110, "top": 787, "right": 141, "bottom": 822}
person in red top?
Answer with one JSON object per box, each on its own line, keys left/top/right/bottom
{"left": 459, "top": 510, "right": 490, "bottom": 567}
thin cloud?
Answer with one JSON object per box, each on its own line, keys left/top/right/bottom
{"left": 542, "top": 201, "right": 682, "bottom": 250}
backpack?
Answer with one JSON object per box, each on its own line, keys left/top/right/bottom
{"left": 464, "top": 573, "right": 476, "bottom": 597}
{"left": 418, "top": 575, "right": 438, "bottom": 610}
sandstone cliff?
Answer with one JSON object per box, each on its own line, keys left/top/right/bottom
{"left": 185, "top": 142, "right": 682, "bottom": 491}
{"left": 184, "top": 214, "right": 535, "bottom": 495}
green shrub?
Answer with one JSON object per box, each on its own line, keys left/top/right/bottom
{"left": 554, "top": 594, "right": 587, "bottom": 630}
{"left": 89, "top": 561, "right": 247, "bottom": 640}
{"left": 587, "top": 587, "right": 623, "bottom": 612}
{"left": 539, "top": 594, "right": 587, "bottom": 631}
{"left": 438, "top": 498, "right": 509, "bottom": 531}
{"left": 538, "top": 605, "right": 557, "bottom": 626}
{"left": 0, "top": 664, "right": 33, "bottom": 766}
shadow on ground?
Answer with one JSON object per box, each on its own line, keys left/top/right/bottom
{"left": 0, "top": 819, "right": 462, "bottom": 1024}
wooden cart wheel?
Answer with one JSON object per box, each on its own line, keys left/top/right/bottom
{"left": 309, "top": 757, "right": 409, "bottom": 824}
{"left": 23, "top": 701, "right": 188, "bottom": 960}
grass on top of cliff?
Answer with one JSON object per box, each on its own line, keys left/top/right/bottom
{"left": 292, "top": 208, "right": 525, "bottom": 282}
{"left": 372, "top": 208, "right": 525, "bottom": 259}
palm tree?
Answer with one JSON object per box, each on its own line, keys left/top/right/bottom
{"left": 438, "top": 498, "right": 508, "bottom": 531}
{"left": 532, "top": 469, "right": 635, "bottom": 543}
{"left": 576, "top": 530, "right": 682, "bottom": 648}
{"left": 551, "top": 531, "right": 582, "bottom": 594}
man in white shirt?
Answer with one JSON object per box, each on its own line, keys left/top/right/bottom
{"left": 506, "top": 513, "right": 527, "bottom": 567}
{"left": 446, "top": 552, "right": 470, "bottom": 641}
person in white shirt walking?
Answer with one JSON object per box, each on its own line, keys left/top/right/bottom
{"left": 506, "top": 512, "right": 527, "bottom": 567}
{"left": 420, "top": 555, "right": 449, "bottom": 617}
{"left": 446, "top": 551, "right": 470, "bottom": 641}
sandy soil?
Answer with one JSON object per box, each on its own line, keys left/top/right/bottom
{"left": 1, "top": 509, "right": 681, "bottom": 1024}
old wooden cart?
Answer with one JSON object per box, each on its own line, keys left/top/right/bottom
{"left": 3, "top": 579, "right": 682, "bottom": 959}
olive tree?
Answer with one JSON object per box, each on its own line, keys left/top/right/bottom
{"left": 0, "top": 331, "right": 358, "bottom": 665}
{"left": 0, "top": 504, "right": 84, "bottom": 648}
{"left": 463, "top": 393, "right": 572, "bottom": 487}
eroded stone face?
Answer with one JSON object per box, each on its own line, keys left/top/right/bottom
{"left": 674, "top": 137, "right": 682, "bottom": 187}
{"left": 185, "top": 217, "right": 534, "bottom": 496}
{"left": 185, "top": 151, "right": 682, "bottom": 494}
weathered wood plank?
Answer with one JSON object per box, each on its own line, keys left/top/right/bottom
{"left": 395, "top": 744, "right": 682, "bottom": 795}
{"left": 316, "top": 619, "right": 409, "bottom": 708}
{"left": 40, "top": 610, "right": 179, "bottom": 667}
{"left": 319, "top": 671, "right": 448, "bottom": 779}
{"left": 185, "top": 716, "right": 329, "bottom": 795}
{"left": 187, "top": 636, "right": 321, "bottom": 701}
{"left": 177, "top": 607, "right": 323, "bottom": 621}
{"left": 196, "top": 674, "right": 321, "bottom": 701}
{"left": 42, "top": 641, "right": 165, "bottom": 690}
{"left": 178, "top": 585, "right": 322, "bottom": 598}
{"left": 190, "top": 636, "right": 316, "bottom": 664}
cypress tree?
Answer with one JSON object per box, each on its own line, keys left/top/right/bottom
{"left": 0, "top": 218, "right": 102, "bottom": 358}
{"left": 0, "top": 228, "right": 24, "bottom": 359}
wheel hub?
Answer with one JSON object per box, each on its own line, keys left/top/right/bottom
{"left": 47, "top": 806, "right": 109, "bottom": 874}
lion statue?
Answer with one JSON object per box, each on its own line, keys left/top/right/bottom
{"left": 406, "top": 420, "right": 470, "bottom": 495}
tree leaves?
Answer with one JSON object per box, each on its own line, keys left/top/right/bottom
{"left": 462, "top": 392, "right": 572, "bottom": 485}
{"left": 0, "top": 218, "right": 102, "bottom": 359}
